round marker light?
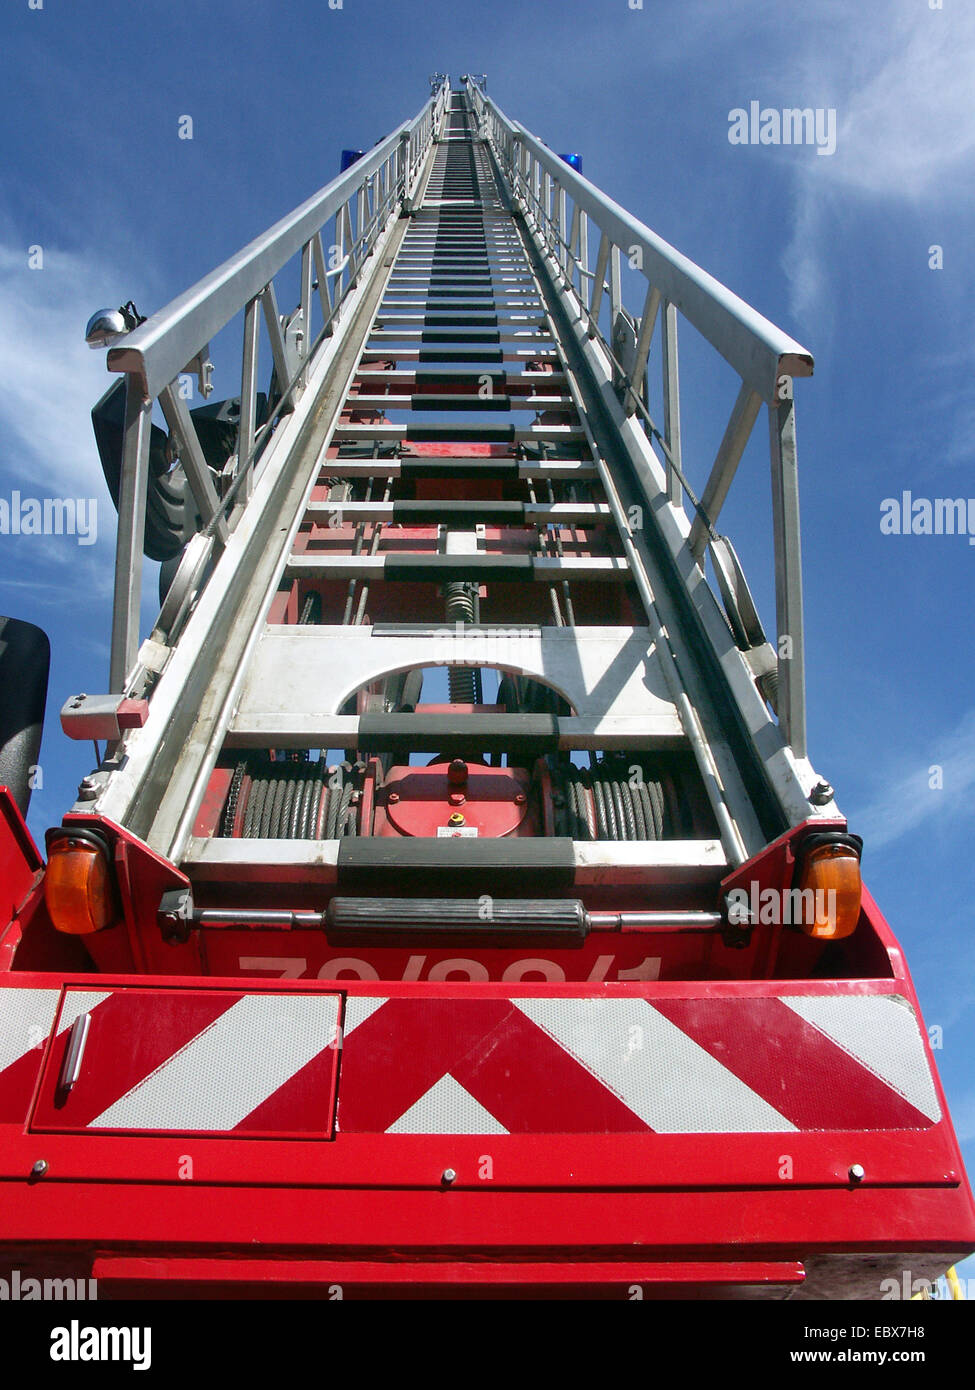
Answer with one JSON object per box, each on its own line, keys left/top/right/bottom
{"left": 44, "top": 829, "right": 119, "bottom": 935}
{"left": 794, "top": 834, "right": 863, "bottom": 940}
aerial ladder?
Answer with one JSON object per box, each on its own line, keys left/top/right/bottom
{"left": 0, "top": 76, "right": 972, "bottom": 1299}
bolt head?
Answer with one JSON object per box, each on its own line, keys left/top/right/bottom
{"left": 31, "top": 1159, "right": 48, "bottom": 1177}
{"left": 441, "top": 1168, "right": 457, "bottom": 1185}
{"left": 809, "top": 780, "right": 835, "bottom": 806}
{"left": 387, "top": 792, "right": 400, "bottom": 804}
{"left": 848, "top": 1163, "right": 865, "bottom": 1183}
{"left": 514, "top": 792, "right": 527, "bottom": 805}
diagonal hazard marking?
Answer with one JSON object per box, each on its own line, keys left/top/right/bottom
{"left": 338, "top": 998, "right": 516, "bottom": 1132}
{"left": 655, "top": 997, "right": 935, "bottom": 1130}
{"left": 0, "top": 988, "right": 61, "bottom": 1074}
{"left": 780, "top": 994, "right": 941, "bottom": 1124}
{"left": 514, "top": 997, "right": 796, "bottom": 1133}
{"left": 450, "top": 1006, "right": 652, "bottom": 1133}
{"left": 387, "top": 1073, "right": 509, "bottom": 1134}
{"left": 341, "top": 998, "right": 656, "bottom": 1133}
{"left": 89, "top": 994, "right": 340, "bottom": 1132}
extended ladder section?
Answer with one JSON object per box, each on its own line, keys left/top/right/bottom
{"left": 193, "top": 94, "right": 729, "bottom": 888}
{"left": 69, "top": 89, "right": 835, "bottom": 946}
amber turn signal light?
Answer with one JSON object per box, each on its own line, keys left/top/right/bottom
{"left": 44, "top": 829, "right": 119, "bottom": 935}
{"left": 794, "top": 834, "right": 863, "bottom": 940}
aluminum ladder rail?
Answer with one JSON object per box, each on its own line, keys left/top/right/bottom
{"left": 466, "top": 78, "right": 816, "bottom": 760}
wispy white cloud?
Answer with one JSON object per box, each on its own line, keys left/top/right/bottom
{"left": 782, "top": 180, "right": 831, "bottom": 328}
{"left": 849, "top": 706, "right": 975, "bottom": 850}
{"left": 0, "top": 234, "right": 164, "bottom": 636}
{"left": 827, "top": 6, "right": 975, "bottom": 200}
{"left": 781, "top": 0, "right": 975, "bottom": 321}
{"left": 0, "top": 239, "right": 120, "bottom": 500}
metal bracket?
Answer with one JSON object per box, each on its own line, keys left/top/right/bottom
{"left": 283, "top": 307, "right": 306, "bottom": 377}
{"left": 612, "top": 311, "right": 642, "bottom": 400}
{"left": 61, "top": 694, "right": 150, "bottom": 742}
{"left": 181, "top": 344, "right": 214, "bottom": 398}
{"left": 158, "top": 886, "right": 195, "bottom": 943}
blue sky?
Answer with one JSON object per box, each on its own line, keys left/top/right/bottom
{"left": 2, "top": 0, "right": 974, "bottom": 1287}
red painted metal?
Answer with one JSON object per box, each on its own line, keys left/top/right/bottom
{"left": 375, "top": 762, "right": 534, "bottom": 838}
{"left": 0, "top": 787, "right": 43, "bottom": 933}
{"left": 0, "top": 946, "right": 971, "bottom": 1298}
{"left": 210, "top": 934, "right": 676, "bottom": 984}
{"left": 30, "top": 986, "right": 341, "bottom": 1139}
{"left": 89, "top": 1255, "right": 807, "bottom": 1295}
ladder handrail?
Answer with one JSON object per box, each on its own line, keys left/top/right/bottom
{"left": 108, "top": 83, "right": 450, "bottom": 400}
{"left": 100, "top": 79, "right": 450, "bottom": 692}
{"left": 467, "top": 84, "right": 812, "bottom": 403}
{"left": 467, "top": 78, "right": 811, "bottom": 760}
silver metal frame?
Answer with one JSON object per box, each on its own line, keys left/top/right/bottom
{"left": 466, "top": 78, "right": 812, "bottom": 758}
{"left": 80, "top": 77, "right": 838, "bottom": 872}
{"left": 102, "top": 81, "right": 450, "bottom": 691}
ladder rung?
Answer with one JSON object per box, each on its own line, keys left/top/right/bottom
{"left": 351, "top": 393, "right": 517, "bottom": 413}
{"left": 368, "top": 331, "right": 554, "bottom": 344}
{"left": 225, "top": 712, "right": 685, "bottom": 752}
{"left": 321, "top": 458, "right": 597, "bottom": 480}
{"left": 395, "top": 253, "right": 523, "bottom": 262}
{"left": 303, "top": 500, "right": 611, "bottom": 523}
{"left": 354, "top": 370, "right": 566, "bottom": 387}
{"left": 284, "top": 555, "right": 630, "bottom": 582}
{"left": 347, "top": 394, "right": 571, "bottom": 412}
{"left": 403, "top": 242, "right": 521, "bottom": 251}
{"left": 389, "top": 276, "right": 533, "bottom": 285}
{"left": 333, "top": 424, "right": 585, "bottom": 442}
{"left": 393, "top": 263, "right": 524, "bottom": 273}
{"left": 381, "top": 298, "right": 542, "bottom": 311}
{"left": 399, "top": 289, "right": 497, "bottom": 298}
{"left": 360, "top": 349, "right": 555, "bottom": 364}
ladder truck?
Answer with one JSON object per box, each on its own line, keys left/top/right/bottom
{"left": 0, "top": 76, "right": 972, "bottom": 1299}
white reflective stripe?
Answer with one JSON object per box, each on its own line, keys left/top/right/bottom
{"left": 387, "top": 1073, "right": 508, "bottom": 1135}
{"left": 0, "top": 988, "right": 60, "bottom": 1073}
{"left": 781, "top": 994, "right": 942, "bottom": 1123}
{"left": 342, "top": 996, "right": 388, "bottom": 1035}
{"left": 514, "top": 997, "right": 797, "bottom": 1134}
{"left": 89, "top": 994, "right": 340, "bottom": 1131}
{"left": 56, "top": 991, "right": 112, "bottom": 1035}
